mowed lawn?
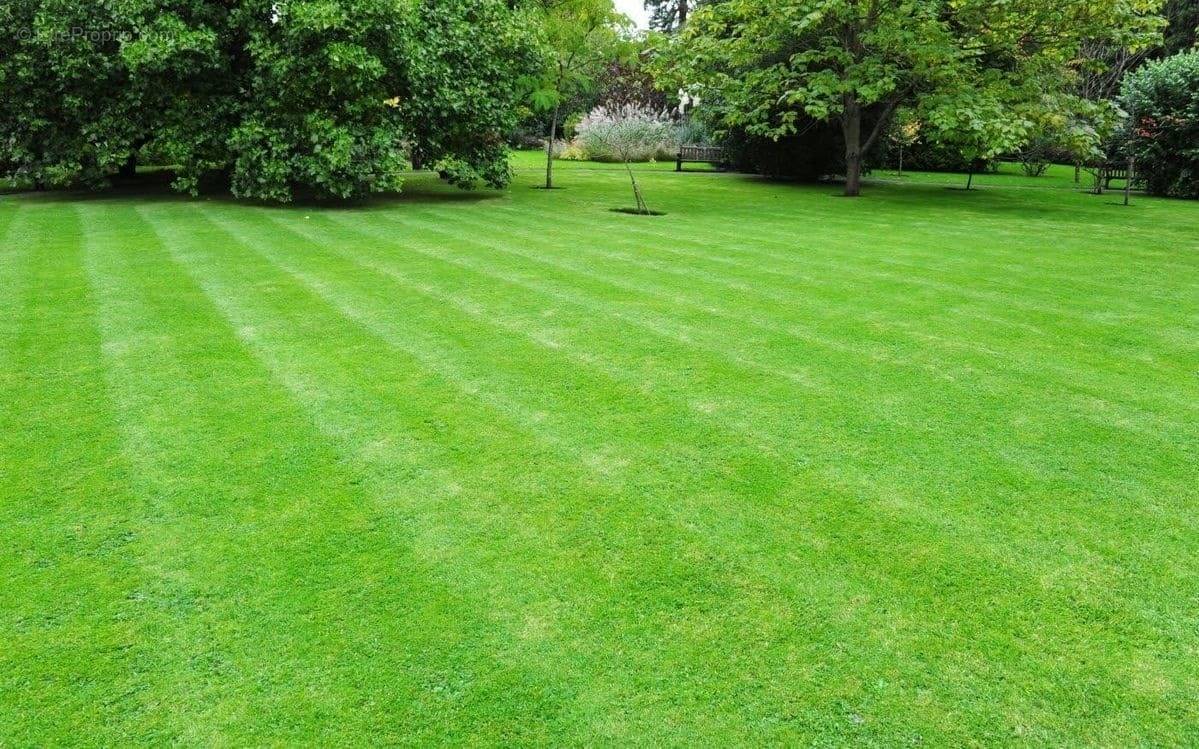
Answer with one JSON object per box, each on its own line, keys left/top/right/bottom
{"left": 2, "top": 152, "right": 1198, "bottom": 745}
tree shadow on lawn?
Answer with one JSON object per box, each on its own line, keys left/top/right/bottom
{"left": 841, "top": 179, "right": 1134, "bottom": 222}
{"left": 1, "top": 169, "right": 503, "bottom": 213}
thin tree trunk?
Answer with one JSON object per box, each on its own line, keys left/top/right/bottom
{"left": 545, "top": 105, "right": 560, "bottom": 190}
{"left": 678, "top": 0, "right": 688, "bottom": 27}
{"left": 841, "top": 100, "right": 863, "bottom": 197}
{"left": 897, "top": 145, "right": 903, "bottom": 177}
{"left": 624, "top": 160, "right": 648, "bottom": 214}
{"left": 966, "top": 167, "right": 974, "bottom": 190}
{"left": 1124, "top": 157, "right": 1133, "bottom": 206}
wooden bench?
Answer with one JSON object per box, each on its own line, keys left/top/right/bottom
{"left": 676, "top": 145, "right": 727, "bottom": 171}
{"left": 1100, "top": 163, "right": 1131, "bottom": 190}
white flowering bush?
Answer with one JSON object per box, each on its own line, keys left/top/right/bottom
{"left": 573, "top": 104, "right": 676, "bottom": 163}
{"left": 571, "top": 104, "right": 676, "bottom": 214}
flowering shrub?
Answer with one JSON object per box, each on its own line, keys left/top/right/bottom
{"left": 573, "top": 104, "right": 676, "bottom": 162}
{"left": 1120, "top": 52, "right": 1199, "bottom": 199}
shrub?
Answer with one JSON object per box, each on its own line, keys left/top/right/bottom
{"left": 1120, "top": 52, "right": 1199, "bottom": 199}
{"left": 673, "top": 118, "right": 713, "bottom": 147}
{"left": 1018, "top": 136, "right": 1057, "bottom": 177}
{"left": 573, "top": 104, "right": 675, "bottom": 162}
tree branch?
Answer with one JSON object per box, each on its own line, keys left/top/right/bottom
{"left": 861, "top": 88, "right": 909, "bottom": 154}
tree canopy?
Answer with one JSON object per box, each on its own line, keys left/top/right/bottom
{"left": 0, "top": 0, "right": 540, "bottom": 201}
{"left": 657, "top": 0, "right": 1164, "bottom": 195}
{"left": 524, "top": 0, "right": 632, "bottom": 188}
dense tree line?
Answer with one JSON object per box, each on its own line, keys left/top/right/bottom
{"left": 655, "top": 0, "right": 1166, "bottom": 196}
{"left": 0, "top": 0, "right": 539, "bottom": 201}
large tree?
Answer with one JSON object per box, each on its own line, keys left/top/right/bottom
{"left": 0, "top": 0, "right": 540, "bottom": 201}
{"left": 658, "top": 0, "right": 1163, "bottom": 196}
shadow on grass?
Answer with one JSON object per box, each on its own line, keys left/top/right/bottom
{"left": 0, "top": 170, "right": 503, "bottom": 212}
{"left": 610, "top": 208, "right": 667, "bottom": 216}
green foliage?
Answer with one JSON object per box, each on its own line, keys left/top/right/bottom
{"left": 1120, "top": 51, "right": 1199, "bottom": 197}
{"left": 398, "top": 1, "right": 542, "bottom": 191}
{"left": 655, "top": 0, "right": 1164, "bottom": 195}
{"left": 0, "top": 0, "right": 140, "bottom": 188}
{"left": 1163, "top": 0, "right": 1199, "bottom": 54}
{"left": 523, "top": 0, "right": 631, "bottom": 115}
{"left": 219, "top": 0, "right": 412, "bottom": 202}
{"left": 522, "top": 0, "right": 632, "bottom": 187}
{"left": 0, "top": 0, "right": 539, "bottom": 201}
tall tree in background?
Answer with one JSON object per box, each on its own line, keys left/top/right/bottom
{"left": 658, "top": 0, "right": 1164, "bottom": 197}
{"left": 526, "top": 0, "right": 631, "bottom": 189}
{"left": 1163, "top": 0, "right": 1199, "bottom": 54}
{"left": 645, "top": 0, "right": 693, "bottom": 32}
{"left": 1079, "top": 0, "right": 1195, "bottom": 102}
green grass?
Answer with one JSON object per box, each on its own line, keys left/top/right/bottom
{"left": 3, "top": 150, "right": 1198, "bottom": 745}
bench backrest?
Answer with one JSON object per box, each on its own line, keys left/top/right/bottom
{"left": 679, "top": 145, "right": 725, "bottom": 162}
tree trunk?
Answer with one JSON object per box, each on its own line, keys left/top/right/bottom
{"left": 841, "top": 101, "right": 863, "bottom": 197}
{"left": 625, "top": 161, "right": 648, "bottom": 214}
{"left": 118, "top": 152, "right": 137, "bottom": 180}
{"left": 544, "top": 105, "right": 560, "bottom": 190}
{"left": 897, "top": 145, "right": 903, "bottom": 177}
{"left": 678, "top": 0, "right": 688, "bottom": 27}
{"left": 966, "top": 166, "right": 974, "bottom": 190}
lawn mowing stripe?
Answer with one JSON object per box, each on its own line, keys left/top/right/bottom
{"left": 152, "top": 200, "right": 983, "bottom": 743}
{"left": 466, "top": 198, "right": 1198, "bottom": 412}
{"left": 243, "top": 198, "right": 1199, "bottom": 675}
{"left": 699, "top": 187, "right": 1199, "bottom": 280}
{"left": 318, "top": 210, "right": 1189, "bottom": 534}
{"left": 80, "top": 201, "right": 574, "bottom": 744}
{"left": 144, "top": 200, "right": 880, "bottom": 742}
{"left": 493, "top": 191, "right": 1195, "bottom": 314}
{"left": 431, "top": 189, "right": 1155, "bottom": 338}
{"left": 187, "top": 202, "right": 1189, "bottom": 743}
{"left": 531, "top": 167, "right": 1199, "bottom": 311}
{"left": 467, "top": 198, "right": 1195, "bottom": 364}
{"left": 354, "top": 204, "right": 1197, "bottom": 439}
{"left": 433, "top": 197, "right": 1197, "bottom": 393}
{"left": 0, "top": 200, "right": 29, "bottom": 374}
{"left": 320, "top": 201, "right": 1194, "bottom": 475}
{"left": 335, "top": 192, "right": 1199, "bottom": 546}
{"left": 467, "top": 189, "right": 1199, "bottom": 402}
{"left": 1, "top": 202, "right": 148, "bottom": 744}
{"left": 526, "top": 163, "right": 1199, "bottom": 286}
{"left": 358, "top": 204, "right": 1023, "bottom": 380}
{"left": 286, "top": 212, "right": 826, "bottom": 389}
{"left": 619, "top": 169, "right": 1199, "bottom": 276}
{"left": 199, "top": 201, "right": 1197, "bottom": 744}
{"left": 302, "top": 205, "right": 1199, "bottom": 566}
{"left": 3, "top": 162, "right": 1195, "bottom": 744}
